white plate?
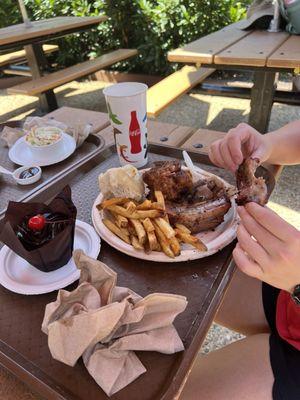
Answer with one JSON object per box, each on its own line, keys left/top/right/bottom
{"left": 0, "top": 220, "right": 101, "bottom": 295}
{"left": 92, "top": 166, "right": 238, "bottom": 262}
{"left": 8, "top": 133, "right": 76, "bottom": 167}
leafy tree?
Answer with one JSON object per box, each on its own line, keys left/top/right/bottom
{"left": 0, "top": 0, "right": 251, "bottom": 75}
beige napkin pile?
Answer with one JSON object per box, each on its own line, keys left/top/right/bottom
{"left": 42, "top": 250, "right": 187, "bottom": 396}
{"left": 1, "top": 116, "right": 92, "bottom": 148}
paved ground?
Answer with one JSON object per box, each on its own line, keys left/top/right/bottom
{"left": 0, "top": 80, "right": 299, "bottom": 399}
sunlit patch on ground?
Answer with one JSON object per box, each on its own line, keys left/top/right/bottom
{"left": 268, "top": 201, "right": 300, "bottom": 230}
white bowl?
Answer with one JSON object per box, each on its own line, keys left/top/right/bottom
{"left": 13, "top": 166, "right": 42, "bottom": 185}
{"left": 25, "top": 126, "right": 64, "bottom": 157}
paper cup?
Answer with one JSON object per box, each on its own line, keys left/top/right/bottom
{"left": 103, "top": 82, "right": 148, "bottom": 168}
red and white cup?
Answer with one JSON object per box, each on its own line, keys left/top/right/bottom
{"left": 103, "top": 82, "right": 148, "bottom": 168}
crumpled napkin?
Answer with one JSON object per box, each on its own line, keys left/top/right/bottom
{"left": 1, "top": 116, "right": 92, "bottom": 148}
{"left": 42, "top": 250, "right": 187, "bottom": 396}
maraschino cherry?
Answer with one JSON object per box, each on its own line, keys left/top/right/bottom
{"left": 28, "top": 214, "right": 46, "bottom": 231}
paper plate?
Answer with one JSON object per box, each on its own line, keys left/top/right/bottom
{"left": 0, "top": 220, "right": 101, "bottom": 295}
{"left": 8, "top": 133, "right": 76, "bottom": 167}
{"left": 92, "top": 166, "right": 238, "bottom": 263}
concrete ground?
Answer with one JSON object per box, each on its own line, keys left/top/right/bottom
{"left": 0, "top": 81, "right": 299, "bottom": 400}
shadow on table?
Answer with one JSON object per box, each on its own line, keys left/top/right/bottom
{"left": 206, "top": 108, "right": 248, "bottom": 132}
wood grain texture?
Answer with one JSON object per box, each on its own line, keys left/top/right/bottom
{"left": 214, "top": 30, "right": 289, "bottom": 67}
{"left": 147, "top": 66, "right": 215, "bottom": 118}
{"left": 7, "top": 49, "right": 138, "bottom": 95}
{"left": 45, "top": 106, "right": 110, "bottom": 134}
{"left": 148, "top": 122, "right": 194, "bottom": 146}
{"left": 0, "top": 44, "right": 58, "bottom": 67}
{"left": 98, "top": 119, "right": 195, "bottom": 148}
{"left": 181, "top": 129, "right": 226, "bottom": 154}
{"left": 0, "top": 16, "right": 106, "bottom": 47}
{"left": 167, "top": 21, "right": 250, "bottom": 64}
{"left": 267, "top": 35, "right": 300, "bottom": 68}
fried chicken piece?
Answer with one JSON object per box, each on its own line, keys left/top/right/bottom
{"left": 143, "top": 160, "right": 193, "bottom": 201}
{"left": 236, "top": 158, "right": 268, "bottom": 206}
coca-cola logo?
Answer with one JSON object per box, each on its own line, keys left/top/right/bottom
{"left": 130, "top": 129, "right": 141, "bottom": 136}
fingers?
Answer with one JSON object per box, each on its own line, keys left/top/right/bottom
{"left": 209, "top": 137, "right": 240, "bottom": 171}
{"left": 220, "top": 140, "right": 237, "bottom": 171}
{"left": 208, "top": 139, "right": 226, "bottom": 168}
{"left": 236, "top": 224, "right": 269, "bottom": 266}
{"left": 245, "top": 202, "right": 298, "bottom": 242}
{"left": 233, "top": 243, "right": 263, "bottom": 279}
{"left": 237, "top": 206, "right": 281, "bottom": 254}
{"left": 209, "top": 123, "right": 259, "bottom": 171}
{"left": 226, "top": 129, "right": 246, "bottom": 166}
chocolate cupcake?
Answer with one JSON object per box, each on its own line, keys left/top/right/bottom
{"left": 0, "top": 186, "right": 77, "bottom": 272}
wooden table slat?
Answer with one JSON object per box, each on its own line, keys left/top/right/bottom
{"left": 147, "top": 120, "right": 194, "bottom": 146}
{"left": 0, "top": 16, "right": 106, "bottom": 48}
{"left": 167, "top": 21, "right": 251, "bottom": 64}
{"left": 181, "top": 129, "right": 226, "bottom": 154}
{"left": 267, "top": 35, "right": 300, "bottom": 68}
{"left": 98, "top": 119, "right": 195, "bottom": 148}
{"left": 214, "top": 30, "right": 289, "bottom": 67}
{"left": 45, "top": 106, "right": 110, "bottom": 134}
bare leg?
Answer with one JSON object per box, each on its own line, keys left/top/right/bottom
{"left": 179, "top": 333, "right": 273, "bottom": 400}
{"left": 215, "top": 268, "right": 269, "bottom": 335}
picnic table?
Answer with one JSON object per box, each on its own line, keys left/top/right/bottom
{"left": 168, "top": 21, "right": 300, "bottom": 133}
{"left": 0, "top": 17, "right": 137, "bottom": 114}
{"left": 0, "top": 17, "right": 106, "bottom": 111}
{"left": 0, "top": 107, "right": 281, "bottom": 400}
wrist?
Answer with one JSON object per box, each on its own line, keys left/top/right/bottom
{"left": 262, "top": 133, "right": 276, "bottom": 163}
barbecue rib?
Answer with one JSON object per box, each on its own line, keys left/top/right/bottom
{"left": 143, "top": 161, "right": 233, "bottom": 233}
{"left": 236, "top": 158, "right": 268, "bottom": 206}
{"left": 166, "top": 197, "right": 231, "bottom": 233}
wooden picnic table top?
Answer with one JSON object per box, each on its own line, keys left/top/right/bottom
{"left": 0, "top": 107, "right": 282, "bottom": 400}
{"left": 0, "top": 16, "right": 107, "bottom": 50}
{"left": 168, "top": 21, "right": 300, "bottom": 69}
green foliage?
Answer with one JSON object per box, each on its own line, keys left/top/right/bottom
{"left": 0, "top": 0, "right": 251, "bottom": 75}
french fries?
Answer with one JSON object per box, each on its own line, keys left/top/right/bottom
{"left": 130, "top": 219, "right": 146, "bottom": 245}
{"left": 131, "top": 235, "right": 144, "bottom": 250}
{"left": 147, "top": 231, "right": 158, "bottom": 251}
{"left": 169, "top": 236, "right": 181, "bottom": 256}
{"left": 125, "top": 201, "right": 136, "bottom": 214}
{"left": 100, "top": 191, "right": 207, "bottom": 258}
{"left": 106, "top": 205, "right": 164, "bottom": 219}
{"left": 154, "top": 190, "right": 165, "bottom": 209}
{"left": 155, "top": 190, "right": 169, "bottom": 223}
{"left": 113, "top": 213, "right": 128, "bottom": 228}
{"left": 175, "top": 228, "right": 207, "bottom": 252}
{"left": 97, "top": 197, "right": 130, "bottom": 209}
{"left": 142, "top": 218, "right": 155, "bottom": 233}
{"left": 103, "top": 218, "right": 130, "bottom": 244}
{"left": 155, "top": 217, "right": 175, "bottom": 239}
{"left": 153, "top": 222, "right": 175, "bottom": 259}
{"left": 136, "top": 199, "right": 152, "bottom": 210}
{"left": 175, "top": 223, "right": 191, "bottom": 234}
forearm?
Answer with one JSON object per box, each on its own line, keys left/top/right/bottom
{"left": 264, "top": 120, "right": 300, "bottom": 165}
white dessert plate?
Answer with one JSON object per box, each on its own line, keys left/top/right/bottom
{"left": 92, "top": 166, "right": 238, "bottom": 263}
{"left": 0, "top": 220, "right": 101, "bottom": 295}
{"left": 8, "top": 133, "right": 76, "bottom": 167}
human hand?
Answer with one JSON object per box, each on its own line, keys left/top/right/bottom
{"left": 233, "top": 202, "right": 300, "bottom": 293}
{"left": 209, "top": 123, "right": 272, "bottom": 172}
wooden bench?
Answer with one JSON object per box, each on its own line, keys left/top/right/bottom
{"left": 7, "top": 48, "right": 138, "bottom": 96}
{"left": 0, "top": 44, "right": 58, "bottom": 69}
{"left": 147, "top": 66, "right": 215, "bottom": 118}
